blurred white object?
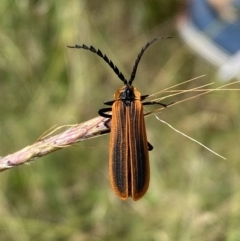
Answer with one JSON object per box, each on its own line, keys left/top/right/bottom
{"left": 218, "top": 50, "right": 240, "bottom": 81}
{"left": 177, "top": 0, "right": 240, "bottom": 82}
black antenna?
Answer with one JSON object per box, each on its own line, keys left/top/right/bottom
{"left": 129, "top": 36, "right": 172, "bottom": 85}
{"left": 67, "top": 44, "right": 127, "bottom": 84}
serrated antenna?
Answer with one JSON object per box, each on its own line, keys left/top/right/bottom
{"left": 129, "top": 36, "right": 172, "bottom": 85}
{"left": 67, "top": 44, "right": 127, "bottom": 84}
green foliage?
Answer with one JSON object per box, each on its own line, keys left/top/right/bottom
{"left": 1, "top": 0, "right": 240, "bottom": 240}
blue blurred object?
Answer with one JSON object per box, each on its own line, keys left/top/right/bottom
{"left": 177, "top": 0, "right": 240, "bottom": 81}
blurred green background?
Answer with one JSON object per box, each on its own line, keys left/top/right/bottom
{"left": 1, "top": 1, "right": 240, "bottom": 240}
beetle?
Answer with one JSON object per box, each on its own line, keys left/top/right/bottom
{"left": 68, "top": 37, "right": 171, "bottom": 200}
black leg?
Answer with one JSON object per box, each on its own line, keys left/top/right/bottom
{"left": 98, "top": 107, "right": 112, "bottom": 118}
{"left": 100, "top": 129, "right": 111, "bottom": 135}
{"left": 148, "top": 142, "right": 153, "bottom": 151}
{"left": 99, "top": 115, "right": 111, "bottom": 135}
{"left": 141, "top": 94, "right": 149, "bottom": 101}
{"left": 103, "top": 100, "right": 115, "bottom": 106}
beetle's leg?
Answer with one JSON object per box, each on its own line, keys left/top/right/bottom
{"left": 143, "top": 101, "right": 174, "bottom": 108}
{"left": 140, "top": 94, "right": 149, "bottom": 101}
{"left": 103, "top": 100, "right": 115, "bottom": 106}
{"left": 98, "top": 107, "right": 112, "bottom": 118}
{"left": 148, "top": 142, "right": 153, "bottom": 151}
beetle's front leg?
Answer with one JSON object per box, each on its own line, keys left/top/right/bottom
{"left": 103, "top": 100, "right": 115, "bottom": 106}
{"left": 98, "top": 107, "right": 112, "bottom": 134}
{"left": 98, "top": 107, "right": 112, "bottom": 118}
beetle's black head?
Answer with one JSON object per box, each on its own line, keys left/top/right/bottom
{"left": 119, "top": 84, "right": 135, "bottom": 106}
